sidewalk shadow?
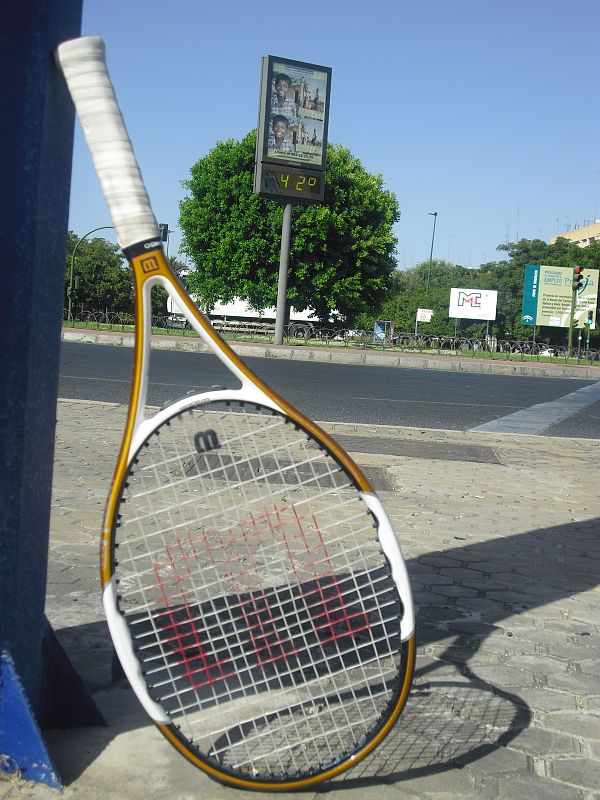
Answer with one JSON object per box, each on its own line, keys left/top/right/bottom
{"left": 45, "top": 515, "right": 599, "bottom": 787}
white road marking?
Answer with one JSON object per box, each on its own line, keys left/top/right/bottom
{"left": 470, "top": 382, "right": 600, "bottom": 434}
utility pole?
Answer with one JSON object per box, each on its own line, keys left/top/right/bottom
{"left": 425, "top": 212, "right": 437, "bottom": 297}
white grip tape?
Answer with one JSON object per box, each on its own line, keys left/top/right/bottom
{"left": 56, "top": 36, "right": 158, "bottom": 249}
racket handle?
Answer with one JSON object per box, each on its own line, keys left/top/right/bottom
{"left": 56, "top": 36, "right": 159, "bottom": 250}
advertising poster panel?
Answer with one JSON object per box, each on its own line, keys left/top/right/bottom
{"left": 521, "top": 264, "right": 598, "bottom": 328}
{"left": 449, "top": 288, "right": 498, "bottom": 321}
{"left": 262, "top": 57, "right": 330, "bottom": 168}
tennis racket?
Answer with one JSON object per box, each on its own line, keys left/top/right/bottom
{"left": 56, "top": 36, "right": 415, "bottom": 791}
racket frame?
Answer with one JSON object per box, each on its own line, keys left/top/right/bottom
{"left": 56, "top": 35, "right": 415, "bottom": 790}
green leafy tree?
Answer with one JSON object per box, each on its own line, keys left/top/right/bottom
{"left": 365, "top": 260, "right": 489, "bottom": 337}
{"left": 486, "top": 238, "right": 600, "bottom": 340}
{"left": 66, "top": 232, "right": 132, "bottom": 313}
{"left": 361, "top": 237, "right": 600, "bottom": 344}
{"left": 179, "top": 132, "right": 399, "bottom": 323}
{"left": 65, "top": 235, "right": 191, "bottom": 316}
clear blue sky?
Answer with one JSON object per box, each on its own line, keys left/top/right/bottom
{"left": 68, "top": 0, "right": 600, "bottom": 270}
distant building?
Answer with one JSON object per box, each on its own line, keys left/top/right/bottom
{"left": 550, "top": 220, "right": 600, "bottom": 247}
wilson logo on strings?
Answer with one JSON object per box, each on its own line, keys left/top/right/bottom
{"left": 194, "top": 429, "right": 221, "bottom": 454}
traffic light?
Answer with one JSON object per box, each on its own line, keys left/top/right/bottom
{"left": 573, "top": 265, "right": 584, "bottom": 292}
{"left": 159, "top": 223, "right": 169, "bottom": 242}
{"left": 588, "top": 310, "right": 594, "bottom": 326}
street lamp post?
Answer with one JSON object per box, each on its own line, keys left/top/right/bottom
{"left": 67, "top": 226, "right": 114, "bottom": 324}
{"left": 425, "top": 211, "right": 438, "bottom": 298}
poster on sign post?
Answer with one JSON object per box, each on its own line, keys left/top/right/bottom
{"left": 449, "top": 288, "right": 498, "bottom": 320}
{"left": 416, "top": 308, "right": 434, "bottom": 322}
{"left": 521, "top": 264, "right": 598, "bottom": 328}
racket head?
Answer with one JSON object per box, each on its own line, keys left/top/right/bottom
{"left": 104, "top": 391, "right": 415, "bottom": 789}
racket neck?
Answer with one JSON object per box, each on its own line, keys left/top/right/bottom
{"left": 123, "top": 239, "right": 376, "bottom": 494}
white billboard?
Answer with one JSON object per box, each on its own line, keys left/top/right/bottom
{"left": 449, "top": 288, "right": 498, "bottom": 321}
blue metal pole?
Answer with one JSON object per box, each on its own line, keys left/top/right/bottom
{"left": 0, "top": 2, "right": 106, "bottom": 787}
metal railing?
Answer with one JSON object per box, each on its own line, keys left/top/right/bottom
{"left": 63, "top": 310, "right": 600, "bottom": 365}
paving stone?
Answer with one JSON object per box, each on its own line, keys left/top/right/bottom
{"left": 417, "top": 606, "right": 469, "bottom": 622}
{"left": 546, "top": 671, "right": 600, "bottom": 695}
{"left": 545, "top": 619, "right": 599, "bottom": 635}
{"left": 461, "top": 744, "right": 528, "bottom": 773}
{"left": 477, "top": 637, "right": 537, "bottom": 658}
{"left": 455, "top": 578, "right": 508, "bottom": 592}
{"left": 551, "top": 757, "right": 600, "bottom": 789}
{"left": 326, "top": 783, "right": 421, "bottom": 799}
{"left": 495, "top": 773, "right": 584, "bottom": 799}
{"left": 448, "top": 621, "right": 503, "bottom": 637}
{"left": 505, "top": 629, "right": 570, "bottom": 646}
{"left": 388, "top": 768, "right": 478, "bottom": 798}
{"left": 509, "top": 726, "right": 581, "bottom": 755}
{"left": 440, "top": 567, "right": 486, "bottom": 580}
{"left": 409, "top": 573, "right": 457, "bottom": 587}
{"left": 590, "top": 741, "right": 600, "bottom": 760}
{"left": 486, "top": 590, "right": 539, "bottom": 606}
{"left": 425, "top": 645, "right": 485, "bottom": 666}
{"left": 504, "top": 654, "right": 569, "bottom": 675}
{"left": 428, "top": 585, "right": 480, "bottom": 600}
{"left": 457, "top": 664, "right": 537, "bottom": 688}
{"left": 511, "top": 687, "right": 577, "bottom": 713}
{"left": 579, "top": 659, "right": 600, "bottom": 678}
{"left": 453, "top": 597, "right": 509, "bottom": 614}
{"left": 418, "top": 555, "right": 466, "bottom": 568}
{"left": 545, "top": 712, "right": 600, "bottom": 739}
{"left": 549, "top": 641, "right": 600, "bottom": 660}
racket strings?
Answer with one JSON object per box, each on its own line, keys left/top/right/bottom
{"left": 121, "top": 420, "right": 349, "bottom": 545}
{"left": 114, "top": 401, "right": 404, "bottom": 779}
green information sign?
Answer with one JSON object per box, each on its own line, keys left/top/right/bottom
{"left": 521, "top": 264, "right": 598, "bottom": 329}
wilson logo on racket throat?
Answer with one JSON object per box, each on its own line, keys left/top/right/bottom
{"left": 194, "top": 429, "right": 221, "bottom": 453}
{"left": 139, "top": 255, "right": 161, "bottom": 274}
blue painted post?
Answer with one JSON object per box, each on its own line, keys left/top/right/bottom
{"left": 0, "top": 653, "right": 61, "bottom": 788}
{"left": 0, "top": 1, "right": 98, "bottom": 787}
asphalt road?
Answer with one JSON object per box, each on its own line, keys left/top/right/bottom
{"left": 58, "top": 342, "right": 600, "bottom": 437}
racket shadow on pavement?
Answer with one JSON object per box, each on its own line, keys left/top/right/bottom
{"left": 331, "top": 512, "right": 599, "bottom": 787}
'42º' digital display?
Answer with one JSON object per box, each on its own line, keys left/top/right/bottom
{"left": 256, "top": 163, "right": 324, "bottom": 203}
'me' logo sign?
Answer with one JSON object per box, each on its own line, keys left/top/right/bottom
{"left": 457, "top": 291, "right": 482, "bottom": 308}
{"left": 450, "top": 287, "right": 497, "bottom": 321}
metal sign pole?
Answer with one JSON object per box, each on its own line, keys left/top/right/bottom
{"left": 274, "top": 203, "right": 292, "bottom": 345}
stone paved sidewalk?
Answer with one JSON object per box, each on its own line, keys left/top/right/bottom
{"left": 3, "top": 398, "right": 599, "bottom": 799}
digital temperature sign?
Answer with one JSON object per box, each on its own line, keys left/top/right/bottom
{"left": 255, "top": 163, "right": 324, "bottom": 203}
{"left": 254, "top": 55, "right": 331, "bottom": 205}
